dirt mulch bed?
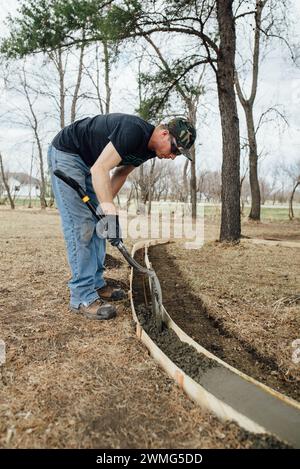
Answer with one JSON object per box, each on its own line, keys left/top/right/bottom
{"left": 0, "top": 208, "right": 281, "bottom": 449}
{"left": 149, "top": 241, "right": 300, "bottom": 401}
{"left": 242, "top": 219, "right": 300, "bottom": 242}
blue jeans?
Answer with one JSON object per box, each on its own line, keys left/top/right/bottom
{"left": 47, "top": 144, "right": 106, "bottom": 308}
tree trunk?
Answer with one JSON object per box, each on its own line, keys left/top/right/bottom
{"left": 235, "top": 1, "right": 266, "bottom": 221}
{"left": 126, "top": 186, "right": 134, "bottom": 212}
{"left": 57, "top": 50, "right": 65, "bottom": 129}
{"left": 134, "top": 183, "right": 139, "bottom": 209}
{"left": 28, "top": 145, "right": 34, "bottom": 208}
{"left": 182, "top": 159, "right": 189, "bottom": 203}
{"left": 96, "top": 44, "right": 104, "bottom": 114}
{"left": 187, "top": 103, "right": 197, "bottom": 219}
{"left": 216, "top": 0, "right": 241, "bottom": 242}
{"left": 148, "top": 159, "right": 156, "bottom": 215}
{"left": 190, "top": 145, "right": 197, "bottom": 219}
{"left": 23, "top": 80, "right": 47, "bottom": 209}
{"left": 245, "top": 105, "right": 261, "bottom": 219}
{"left": 70, "top": 31, "right": 85, "bottom": 123}
{"left": 103, "top": 40, "right": 111, "bottom": 113}
{"left": 148, "top": 181, "right": 152, "bottom": 215}
{"left": 35, "top": 131, "right": 47, "bottom": 209}
{"left": 47, "top": 49, "right": 66, "bottom": 128}
{"left": 289, "top": 181, "right": 300, "bottom": 220}
{"left": 0, "top": 152, "right": 15, "bottom": 209}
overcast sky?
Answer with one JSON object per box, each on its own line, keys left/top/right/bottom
{"left": 0, "top": 0, "right": 299, "bottom": 180}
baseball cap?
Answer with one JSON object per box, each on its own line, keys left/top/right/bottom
{"left": 167, "top": 118, "right": 196, "bottom": 161}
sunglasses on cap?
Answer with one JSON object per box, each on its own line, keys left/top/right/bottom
{"left": 170, "top": 136, "right": 181, "bottom": 156}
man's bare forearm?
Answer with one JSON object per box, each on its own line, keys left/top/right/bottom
{"left": 110, "top": 171, "right": 128, "bottom": 198}
{"left": 91, "top": 166, "right": 116, "bottom": 215}
{"left": 110, "top": 165, "right": 135, "bottom": 198}
{"left": 90, "top": 142, "right": 124, "bottom": 215}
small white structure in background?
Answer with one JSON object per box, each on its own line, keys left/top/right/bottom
{"left": 0, "top": 172, "right": 40, "bottom": 199}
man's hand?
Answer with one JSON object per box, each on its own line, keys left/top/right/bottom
{"left": 96, "top": 214, "right": 122, "bottom": 247}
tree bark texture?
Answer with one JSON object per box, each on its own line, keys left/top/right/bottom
{"left": 217, "top": 0, "right": 241, "bottom": 241}
{"left": 103, "top": 40, "right": 111, "bottom": 113}
{"left": 245, "top": 105, "right": 261, "bottom": 219}
{"left": 289, "top": 180, "right": 300, "bottom": 220}
{"left": 0, "top": 152, "right": 15, "bottom": 209}
{"left": 71, "top": 32, "right": 85, "bottom": 123}
{"left": 235, "top": 0, "right": 266, "bottom": 220}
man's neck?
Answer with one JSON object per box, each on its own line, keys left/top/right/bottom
{"left": 148, "top": 127, "right": 159, "bottom": 152}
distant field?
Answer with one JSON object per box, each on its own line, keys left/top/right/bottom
{"left": 2, "top": 198, "right": 300, "bottom": 222}
{"left": 204, "top": 204, "right": 300, "bottom": 221}
{"left": 0, "top": 198, "right": 49, "bottom": 208}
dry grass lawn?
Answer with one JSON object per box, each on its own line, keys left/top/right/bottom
{"left": 0, "top": 207, "right": 281, "bottom": 449}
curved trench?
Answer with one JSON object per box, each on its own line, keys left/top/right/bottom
{"left": 131, "top": 244, "right": 300, "bottom": 448}
{"left": 131, "top": 250, "right": 295, "bottom": 448}
{"left": 148, "top": 243, "right": 300, "bottom": 402}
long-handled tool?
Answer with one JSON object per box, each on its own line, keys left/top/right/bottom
{"left": 53, "top": 169, "right": 165, "bottom": 331}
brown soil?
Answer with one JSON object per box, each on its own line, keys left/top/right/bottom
{"left": 1, "top": 208, "right": 285, "bottom": 449}
{"left": 242, "top": 219, "right": 300, "bottom": 242}
{"left": 148, "top": 240, "right": 300, "bottom": 401}
{"left": 104, "top": 254, "right": 124, "bottom": 269}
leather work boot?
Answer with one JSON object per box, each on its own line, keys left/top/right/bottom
{"left": 97, "top": 284, "right": 126, "bottom": 301}
{"left": 71, "top": 299, "right": 117, "bottom": 320}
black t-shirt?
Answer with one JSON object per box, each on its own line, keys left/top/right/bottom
{"left": 52, "top": 113, "right": 156, "bottom": 168}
